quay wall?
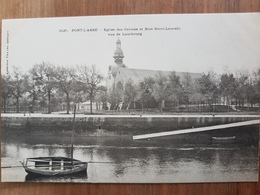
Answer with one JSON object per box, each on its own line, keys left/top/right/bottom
{"left": 2, "top": 116, "right": 259, "bottom": 136}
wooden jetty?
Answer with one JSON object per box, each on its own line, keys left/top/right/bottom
{"left": 133, "top": 119, "right": 260, "bottom": 140}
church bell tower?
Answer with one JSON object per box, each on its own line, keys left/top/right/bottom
{"left": 113, "top": 38, "right": 125, "bottom": 67}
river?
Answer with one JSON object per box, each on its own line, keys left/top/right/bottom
{"left": 1, "top": 126, "right": 258, "bottom": 183}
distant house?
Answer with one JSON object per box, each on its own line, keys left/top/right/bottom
{"left": 78, "top": 101, "right": 103, "bottom": 113}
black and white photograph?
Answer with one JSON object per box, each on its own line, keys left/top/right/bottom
{"left": 1, "top": 13, "right": 260, "bottom": 183}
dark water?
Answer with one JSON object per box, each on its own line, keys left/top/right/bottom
{"left": 1, "top": 128, "right": 259, "bottom": 183}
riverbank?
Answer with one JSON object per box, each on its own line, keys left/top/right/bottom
{"left": 2, "top": 113, "right": 259, "bottom": 136}
{"left": 1, "top": 112, "right": 260, "bottom": 118}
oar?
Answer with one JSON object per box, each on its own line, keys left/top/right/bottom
{"left": 2, "top": 165, "right": 24, "bottom": 168}
{"left": 87, "top": 161, "right": 114, "bottom": 163}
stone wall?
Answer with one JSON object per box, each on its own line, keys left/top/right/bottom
{"left": 2, "top": 116, "right": 259, "bottom": 136}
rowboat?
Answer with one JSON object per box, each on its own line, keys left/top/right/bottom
{"left": 212, "top": 136, "right": 236, "bottom": 141}
{"left": 20, "top": 157, "right": 87, "bottom": 176}
{"left": 21, "top": 105, "right": 88, "bottom": 177}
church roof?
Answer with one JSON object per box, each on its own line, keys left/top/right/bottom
{"left": 119, "top": 67, "right": 201, "bottom": 83}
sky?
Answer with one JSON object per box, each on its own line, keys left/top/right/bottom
{"left": 2, "top": 13, "right": 260, "bottom": 77}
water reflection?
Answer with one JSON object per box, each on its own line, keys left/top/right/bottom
{"left": 25, "top": 171, "right": 88, "bottom": 182}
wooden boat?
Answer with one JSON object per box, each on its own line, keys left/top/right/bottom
{"left": 20, "top": 157, "right": 87, "bottom": 176}
{"left": 21, "top": 105, "right": 88, "bottom": 177}
{"left": 212, "top": 136, "right": 236, "bottom": 141}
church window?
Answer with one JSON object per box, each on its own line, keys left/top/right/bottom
{"left": 116, "top": 82, "right": 124, "bottom": 91}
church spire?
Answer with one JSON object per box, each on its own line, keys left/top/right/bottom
{"left": 113, "top": 38, "right": 124, "bottom": 66}
{"left": 116, "top": 38, "right": 121, "bottom": 50}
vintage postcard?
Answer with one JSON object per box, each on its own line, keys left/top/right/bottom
{"left": 1, "top": 13, "right": 260, "bottom": 183}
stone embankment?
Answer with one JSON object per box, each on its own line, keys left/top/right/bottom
{"left": 2, "top": 115, "right": 259, "bottom": 137}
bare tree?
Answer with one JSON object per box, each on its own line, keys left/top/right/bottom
{"left": 30, "top": 62, "right": 56, "bottom": 113}
{"left": 53, "top": 66, "right": 76, "bottom": 114}
{"left": 77, "top": 65, "right": 103, "bottom": 114}
{"left": 11, "top": 66, "right": 25, "bottom": 113}
{"left": 1, "top": 75, "right": 13, "bottom": 113}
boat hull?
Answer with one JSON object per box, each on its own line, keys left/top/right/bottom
{"left": 24, "top": 163, "right": 87, "bottom": 176}
{"left": 21, "top": 157, "right": 88, "bottom": 177}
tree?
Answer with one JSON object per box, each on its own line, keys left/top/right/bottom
{"left": 182, "top": 72, "right": 194, "bottom": 110}
{"left": 10, "top": 66, "right": 25, "bottom": 113}
{"left": 70, "top": 83, "right": 86, "bottom": 110}
{"left": 196, "top": 72, "right": 219, "bottom": 112}
{"left": 253, "top": 68, "right": 260, "bottom": 110}
{"left": 242, "top": 76, "right": 256, "bottom": 111}
{"left": 134, "top": 77, "right": 154, "bottom": 113}
{"left": 1, "top": 75, "right": 13, "bottom": 113}
{"left": 107, "top": 87, "right": 124, "bottom": 111}
{"left": 22, "top": 73, "right": 38, "bottom": 111}
{"left": 77, "top": 65, "right": 103, "bottom": 114}
{"left": 30, "top": 62, "right": 56, "bottom": 113}
{"left": 168, "top": 71, "right": 184, "bottom": 110}
{"left": 234, "top": 70, "right": 250, "bottom": 110}
{"left": 124, "top": 79, "right": 138, "bottom": 112}
{"left": 190, "top": 92, "right": 204, "bottom": 113}
{"left": 219, "top": 73, "right": 236, "bottom": 110}
{"left": 53, "top": 66, "right": 76, "bottom": 114}
{"left": 95, "top": 86, "right": 108, "bottom": 110}
{"left": 151, "top": 73, "right": 170, "bottom": 113}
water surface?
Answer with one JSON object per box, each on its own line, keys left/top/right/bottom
{"left": 1, "top": 131, "right": 258, "bottom": 183}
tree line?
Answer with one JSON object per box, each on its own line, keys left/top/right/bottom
{"left": 110, "top": 69, "right": 260, "bottom": 113}
{"left": 2, "top": 62, "right": 103, "bottom": 114}
{"left": 2, "top": 62, "right": 260, "bottom": 114}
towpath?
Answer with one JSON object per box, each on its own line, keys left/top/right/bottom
{"left": 1, "top": 113, "right": 259, "bottom": 118}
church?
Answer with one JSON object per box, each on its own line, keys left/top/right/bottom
{"left": 106, "top": 39, "right": 201, "bottom": 93}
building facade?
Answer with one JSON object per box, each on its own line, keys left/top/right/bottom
{"left": 107, "top": 39, "right": 201, "bottom": 93}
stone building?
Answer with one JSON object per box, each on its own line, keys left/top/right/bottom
{"left": 106, "top": 39, "right": 201, "bottom": 93}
